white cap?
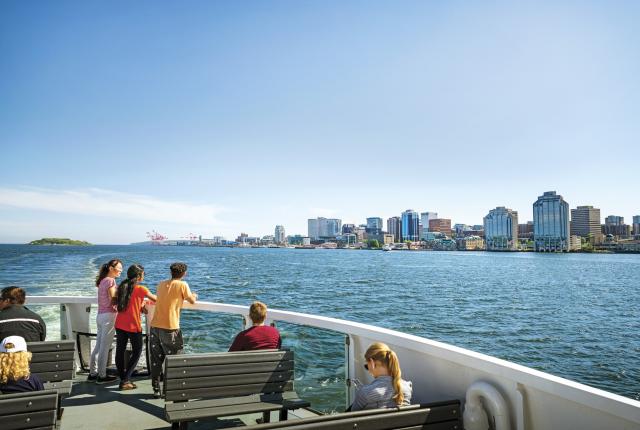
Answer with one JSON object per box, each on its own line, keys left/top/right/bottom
{"left": 0, "top": 336, "right": 28, "bottom": 353}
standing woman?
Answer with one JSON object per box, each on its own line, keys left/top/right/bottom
{"left": 350, "top": 342, "right": 413, "bottom": 411}
{"left": 88, "top": 259, "right": 122, "bottom": 384}
{"left": 115, "top": 264, "right": 156, "bottom": 390}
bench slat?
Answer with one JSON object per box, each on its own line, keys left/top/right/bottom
{"left": 30, "top": 361, "right": 75, "bottom": 374}
{"left": 166, "top": 370, "right": 294, "bottom": 390}
{"left": 0, "top": 410, "right": 57, "bottom": 430}
{"left": 166, "top": 399, "right": 285, "bottom": 422}
{"left": 241, "top": 402, "right": 461, "bottom": 430}
{"left": 165, "top": 350, "right": 293, "bottom": 367}
{"left": 27, "top": 341, "right": 75, "bottom": 353}
{"left": 29, "top": 351, "right": 75, "bottom": 364}
{"left": 0, "top": 391, "right": 57, "bottom": 415}
{"left": 36, "top": 370, "right": 74, "bottom": 383}
{"left": 166, "top": 360, "right": 294, "bottom": 379}
{"left": 165, "top": 390, "right": 301, "bottom": 412}
{"left": 165, "top": 381, "right": 293, "bottom": 402}
{"left": 42, "top": 380, "right": 73, "bottom": 395}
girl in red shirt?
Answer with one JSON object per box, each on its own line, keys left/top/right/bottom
{"left": 115, "top": 264, "right": 156, "bottom": 390}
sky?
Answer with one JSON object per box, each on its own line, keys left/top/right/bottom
{"left": 1, "top": 0, "right": 639, "bottom": 244}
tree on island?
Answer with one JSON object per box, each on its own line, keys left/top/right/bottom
{"left": 28, "top": 238, "right": 92, "bottom": 246}
{"left": 367, "top": 239, "right": 380, "bottom": 249}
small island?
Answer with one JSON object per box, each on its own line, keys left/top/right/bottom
{"left": 28, "top": 238, "right": 92, "bottom": 246}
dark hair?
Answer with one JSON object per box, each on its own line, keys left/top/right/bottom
{"left": 116, "top": 264, "right": 144, "bottom": 312}
{"left": 1, "top": 286, "right": 26, "bottom": 305}
{"left": 95, "top": 259, "right": 123, "bottom": 287}
{"left": 170, "top": 262, "right": 187, "bottom": 279}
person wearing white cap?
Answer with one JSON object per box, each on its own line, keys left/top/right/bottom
{"left": 0, "top": 335, "right": 44, "bottom": 394}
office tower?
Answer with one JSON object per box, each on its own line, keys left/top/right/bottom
{"left": 342, "top": 224, "right": 356, "bottom": 234}
{"left": 274, "top": 225, "right": 286, "bottom": 244}
{"left": 604, "top": 215, "right": 630, "bottom": 237}
{"left": 401, "top": 209, "right": 420, "bottom": 241}
{"left": 570, "top": 206, "right": 601, "bottom": 238}
{"left": 420, "top": 212, "right": 438, "bottom": 239}
{"left": 366, "top": 217, "right": 383, "bottom": 235}
{"left": 484, "top": 207, "right": 519, "bottom": 251}
{"left": 533, "top": 191, "right": 570, "bottom": 252}
{"left": 633, "top": 215, "right": 640, "bottom": 235}
{"left": 428, "top": 218, "right": 452, "bottom": 235}
{"left": 308, "top": 217, "right": 342, "bottom": 239}
{"left": 308, "top": 219, "right": 319, "bottom": 240}
{"left": 387, "top": 216, "right": 402, "bottom": 242}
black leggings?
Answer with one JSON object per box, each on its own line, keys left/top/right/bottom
{"left": 115, "top": 328, "right": 143, "bottom": 382}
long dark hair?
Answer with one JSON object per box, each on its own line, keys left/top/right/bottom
{"left": 95, "top": 259, "right": 122, "bottom": 287}
{"left": 116, "top": 264, "right": 144, "bottom": 312}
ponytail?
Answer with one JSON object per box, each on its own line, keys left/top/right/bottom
{"left": 116, "top": 264, "right": 144, "bottom": 312}
{"left": 96, "top": 259, "right": 122, "bottom": 287}
{"left": 365, "top": 342, "right": 405, "bottom": 406}
{"left": 386, "top": 350, "right": 404, "bottom": 405}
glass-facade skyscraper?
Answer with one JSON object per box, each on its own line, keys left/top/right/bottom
{"left": 484, "top": 207, "right": 518, "bottom": 250}
{"left": 401, "top": 209, "right": 420, "bottom": 241}
{"left": 366, "top": 217, "right": 383, "bottom": 235}
{"left": 533, "top": 191, "right": 570, "bottom": 252}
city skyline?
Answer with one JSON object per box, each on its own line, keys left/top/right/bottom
{"left": 1, "top": 1, "right": 639, "bottom": 244}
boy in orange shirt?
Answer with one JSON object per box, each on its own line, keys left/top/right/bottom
{"left": 149, "top": 262, "right": 197, "bottom": 396}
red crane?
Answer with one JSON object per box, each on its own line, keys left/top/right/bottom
{"left": 146, "top": 230, "right": 167, "bottom": 244}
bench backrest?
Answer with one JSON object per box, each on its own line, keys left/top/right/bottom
{"left": 242, "top": 400, "right": 462, "bottom": 430}
{"left": 27, "top": 341, "right": 76, "bottom": 383}
{"left": 0, "top": 389, "right": 58, "bottom": 430}
{"left": 164, "top": 350, "right": 295, "bottom": 402}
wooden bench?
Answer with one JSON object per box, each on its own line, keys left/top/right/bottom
{"left": 0, "top": 389, "right": 58, "bottom": 430}
{"left": 27, "top": 341, "right": 76, "bottom": 421}
{"left": 163, "top": 349, "right": 310, "bottom": 429}
{"left": 241, "top": 400, "right": 462, "bottom": 430}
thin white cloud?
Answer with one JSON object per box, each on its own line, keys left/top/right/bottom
{"left": 308, "top": 207, "right": 339, "bottom": 218}
{"left": 0, "top": 187, "right": 226, "bottom": 226}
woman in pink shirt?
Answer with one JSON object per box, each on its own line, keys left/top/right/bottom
{"left": 88, "top": 259, "right": 122, "bottom": 384}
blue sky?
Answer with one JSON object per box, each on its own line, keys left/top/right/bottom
{"left": 1, "top": 1, "right": 639, "bottom": 244}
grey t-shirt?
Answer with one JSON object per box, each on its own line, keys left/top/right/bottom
{"left": 351, "top": 375, "right": 412, "bottom": 411}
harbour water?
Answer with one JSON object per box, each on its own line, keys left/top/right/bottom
{"left": 0, "top": 244, "right": 638, "bottom": 412}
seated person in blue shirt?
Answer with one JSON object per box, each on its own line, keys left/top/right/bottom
{"left": 0, "top": 335, "right": 44, "bottom": 393}
{"left": 350, "top": 342, "right": 412, "bottom": 411}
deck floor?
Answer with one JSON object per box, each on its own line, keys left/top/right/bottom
{"left": 61, "top": 373, "right": 319, "bottom": 430}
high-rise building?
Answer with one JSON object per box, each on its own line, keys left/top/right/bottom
{"left": 308, "top": 217, "right": 342, "bottom": 240}
{"left": 366, "top": 217, "right": 383, "bottom": 235}
{"left": 533, "top": 191, "right": 570, "bottom": 252}
{"left": 484, "top": 207, "right": 518, "bottom": 251}
{"left": 603, "top": 215, "right": 630, "bottom": 237}
{"left": 428, "top": 218, "right": 452, "bottom": 235}
{"left": 386, "top": 217, "right": 402, "bottom": 242}
{"left": 420, "top": 212, "right": 438, "bottom": 239}
{"left": 401, "top": 210, "right": 420, "bottom": 241}
{"left": 274, "top": 225, "right": 286, "bottom": 244}
{"left": 342, "top": 224, "right": 356, "bottom": 234}
{"left": 570, "top": 206, "right": 601, "bottom": 238}
{"left": 518, "top": 221, "right": 534, "bottom": 239}
{"left": 633, "top": 215, "right": 640, "bottom": 236}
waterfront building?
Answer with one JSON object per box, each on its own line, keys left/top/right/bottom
{"left": 456, "top": 236, "right": 485, "bottom": 251}
{"left": 354, "top": 226, "right": 367, "bottom": 241}
{"left": 401, "top": 209, "right": 420, "bottom": 241}
{"left": 603, "top": 215, "right": 630, "bottom": 237}
{"left": 633, "top": 215, "right": 640, "bottom": 236}
{"left": 420, "top": 212, "right": 438, "bottom": 239}
{"left": 484, "top": 207, "right": 518, "bottom": 251}
{"left": 308, "top": 217, "right": 342, "bottom": 240}
{"left": 569, "top": 235, "right": 582, "bottom": 251}
{"left": 453, "top": 224, "right": 472, "bottom": 237}
{"left": 274, "top": 225, "right": 286, "bottom": 244}
{"left": 366, "top": 217, "right": 383, "bottom": 235}
{"left": 533, "top": 191, "right": 570, "bottom": 252}
{"left": 518, "top": 221, "right": 534, "bottom": 239}
{"left": 428, "top": 218, "right": 452, "bottom": 236}
{"left": 342, "top": 224, "right": 356, "bottom": 234}
{"left": 383, "top": 234, "right": 395, "bottom": 245}
{"left": 570, "top": 206, "right": 602, "bottom": 242}
{"left": 387, "top": 216, "right": 402, "bottom": 242}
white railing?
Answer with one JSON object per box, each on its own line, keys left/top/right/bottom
{"left": 27, "top": 296, "right": 640, "bottom": 430}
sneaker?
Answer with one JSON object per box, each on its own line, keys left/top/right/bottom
{"left": 96, "top": 375, "right": 118, "bottom": 384}
{"left": 87, "top": 374, "right": 97, "bottom": 382}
